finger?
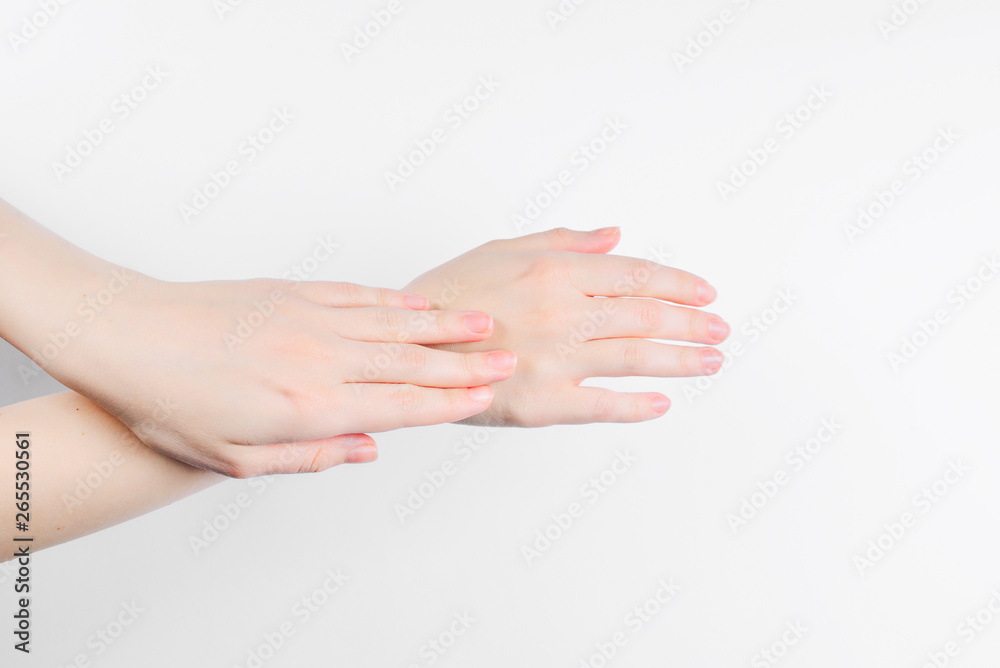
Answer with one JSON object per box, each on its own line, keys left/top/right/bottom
{"left": 293, "top": 281, "right": 429, "bottom": 310}
{"left": 332, "top": 307, "right": 495, "bottom": 343}
{"left": 568, "top": 254, "right": 717, "bottom": 306}
{"left": 541, "top": 386, "right": 671, "bottom": 425}
{"left": 480, "top": 227, "right": 621, "bottom": 253}
{"left": 346, "top": 344, "right": 517, "bottom": 387}
{"left": 219, "top": 433, "right": 378, "bottom": 478}
{"left": 315, "top": 385, "right": 495, "bottom": 437}
{"left": 568, "top": 339, "right": 724, "bottom": 379}
{"left": 583, "top": 298, "right": 730, "bottom": 344}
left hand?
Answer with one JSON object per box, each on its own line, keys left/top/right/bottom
{"left": 404, "top": 227, "right": 730, "bottom": 427}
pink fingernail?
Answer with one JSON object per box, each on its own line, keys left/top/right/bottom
{"left": 708, "top": 318, "right": 730, "bottom": 343}
{"left": 651, "top": 395, "right": 671, "bottom": 414}
{"left": 486, "top": 350, "right": 517, "bottom": 371}
{"left": 464, "top": 313, "right": 493, "bottom": 334}
{"left": 595, "top": 226, "right": 620, "bottom": 236}
{"left": 345, "top": 445, "right": 378, "bottom": 464}
{"left": 697, "top": 281, "right": 717, "bottom": 305}
{"left": 468, "top": 385, "right": 494, "bottom": 402}
{"left": 701, "top": 349, "right": 724, "bottom": 374}
{"left": 404, "top": 293, "right": 429, "bottom": 310}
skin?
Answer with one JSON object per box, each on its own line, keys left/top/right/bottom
{"left": 0, "top": 198, "right": 517, "bottom": 478}
{"left": 0, "top": 225, "right": 729, "bottom": 554}
{"left": 405, "top": 227, "right": 730, "bottom": 426}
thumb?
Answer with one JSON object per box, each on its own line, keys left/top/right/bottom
{"left": 481, "top": 227, "right": 621, "bottom": 253}
{"left": 234, "top": 433, "right": 379, "bottom": 477}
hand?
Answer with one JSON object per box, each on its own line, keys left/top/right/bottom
{"left": 49, "top": 275, "right": 516, "bottom": 477}
{"left": 403, "top": 227, "right": 729, "bottom": 427}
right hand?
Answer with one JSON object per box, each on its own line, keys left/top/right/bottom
{"left": 48, "top": 274, "right": 516, "bottom": 478}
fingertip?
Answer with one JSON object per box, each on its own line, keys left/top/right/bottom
{"left": 588, "top": 227, "right": 621, "bottom": 253}
{"left": 697, "top": 281, "right": 718, "bottom": 306}
{"left": 701, "top": 348, "right": 724, "bottom": 375}
{"left": 486, "top": 350, "right": 518, "bottom": 374}
{"left": 708, "top": 317, "right": 730, "bottom": 344}
{"left": 404, "top": 293, "right": 430, "bottom": 310}
{"left": 463, "top": 312, "right": 494, "bottom": 336}
{"left": 651, "top": 394, "right": 671, "bottom": 415}
{"left": 468, "top": 385, "right": 494, "bottom": 403}
{"left": 345, "top": 444, "right": 378, "bottom": 464}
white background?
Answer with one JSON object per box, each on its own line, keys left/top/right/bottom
{"left": 2, "top": 0, "right": 1000, "bottom": 666}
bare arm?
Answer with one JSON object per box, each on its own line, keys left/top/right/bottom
{"left": 1, "top": 391, "right": 221, "bottom": 556}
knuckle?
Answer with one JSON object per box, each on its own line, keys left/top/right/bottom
{"left": 375, "top": 288, "right": 394, "bottom": 308}
{"left": 218, "top": 455, "right": 252, "bottom": 479}
{"left": 681, "top": 347, "right": 701, "bottom": 376}
{"left": 689, "top": 312, "right": 705, "bottom": 342}
{"left": 682, "top": 273, "right": 700, "bottom": 303}
{"left": 621, "top": 340, "right": 645, "bottom": 371}
{"left": 339, "top": 282, "right": 363, "bottom": 305}
{"left": 391, "top": 385, "right": 422, "bottom": 413}
{"left": 545, "top": 227, "right": 570, "bottom": 245}
{"left": 528, "top": 254, "right": 567, "bottom": 284}
{"left": 591, "top": 392, "right": 617, "bottom": 421}
{"left": 634, "top": 301, "right": 660, "bottom": 333}
{"left": 374, "top": 308, "right": 404, "bottom": 338}
{"left": 302, "top": 446, "right": 337, "bottom": 474}
{"left": 630, "top": 396, "right": 645, "bottom": 421}
{"left": 400, "top": 345, "right": 427, "bottom": 373}
{"left": 457, "top": 352, "right": 477, "bottom": 381}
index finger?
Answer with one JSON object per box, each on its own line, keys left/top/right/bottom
{"left": 568, "top": 254, "right": 717, "bottom": 306}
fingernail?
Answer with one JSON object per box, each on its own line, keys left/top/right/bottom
{"left": 595, "top": 226, "right": 620, "bottom": 236}
{"left": 468, "top": 385, "right": 494, "bottom": 402}
{"left": 464, "top": 312, "right": 493, "bottom": 334}
{"left": 697, "top": 281, "right": 717, "bottom": 305}
{"left": 486, "top": 350, "right": 517, "bottom": 371}
{"left": 651, "top": 395, "right": 671, "bottom": 414}
{"left": 701, "top": 349, "right": 724, "bottom": 374}
{"left": 345, "top": 444, "right": 378, "bottom": 464}
{"left": 708, "top": 318, "right": 730, "bottom": 343}
{"left": 404, "top": 293, "right": 429, "bottom": 310}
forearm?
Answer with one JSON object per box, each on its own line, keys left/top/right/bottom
{"left": 0, "top": 199, "right": 144, "bottom": 378}
{"left": 1, "top": 391, "right": 221, "bottom": 556}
